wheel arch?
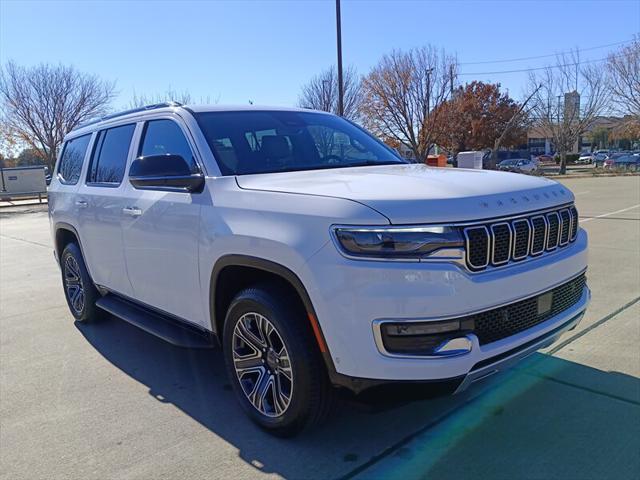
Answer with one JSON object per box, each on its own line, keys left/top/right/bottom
{"left": 54, "top": 223, "right": 84, "bottom": 261}
{"left": 209, "top": 255, "right": 329, "bottom": 354}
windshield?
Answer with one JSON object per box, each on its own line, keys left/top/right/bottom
{"left": 194, "top": 110, "right": 406, "bottom": 175}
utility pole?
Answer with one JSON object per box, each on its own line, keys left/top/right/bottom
{"left": 336, "top": 0, "right": 344, "bottom": 117}
{"left": 449, "top": 64, "right": 454, "bottom": 97}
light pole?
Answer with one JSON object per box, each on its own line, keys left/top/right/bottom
{"left": 336, "top": 0, "right": 344, "bottom": 117}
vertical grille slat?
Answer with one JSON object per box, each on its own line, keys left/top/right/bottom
{"left": 490, "top": 223, "right": 512, "bottom": 265}
{"left": 512, "top": 219, "right": 531, "bottom": 260}
{"left": 463, "top": 204, "right": 578, "bottom": 271}
{"left": 569, "top": 206, "right": 579, "bottom": 240}
{"left": 546, "top": 212, "right": 560, "bottom": 250}
{"left": 530, "top": 216, "right": 547, "bottom": 255}
{"left": 559, "top": 209, "right": 571, "bottom": 245}
{"left": 465, "top": 226, "right": 490, "bottom": 270}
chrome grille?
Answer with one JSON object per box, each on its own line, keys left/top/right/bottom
{"left": 463, "top": 204, "right": 579, "bottom": 271}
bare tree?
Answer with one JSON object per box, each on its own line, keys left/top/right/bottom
{"left": 528, "top": 51, "right": 609, "bottom": 174}
{"left": 129, "top": 88, "right": 219, "bottom": 108}
{"left": 489, "top": 85, "right": 540, "bottom": 168}
{"left": 607, "top": 37, "right": 640, "bottom": 117}
{"left": 359, "top": 46, "right": 457, "bottom": 162}
{"left": 298, "top": 65, "right": 361, "bottom": 120}
{"left": 0, "top": 61, "right": 115, "bottom": 170}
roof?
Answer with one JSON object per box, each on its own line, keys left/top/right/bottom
{"left": 185, "top": 104, "right": 322, "bottom": 114}
{"left": 66, "top": 103, "right": 330, "bottom": 139}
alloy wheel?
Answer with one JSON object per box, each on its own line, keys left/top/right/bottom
{"left": 64, "top": 255, "right": 85, "bottom": 315}
{"left": 232, "top": 312, "right": 293, "bottom": 417}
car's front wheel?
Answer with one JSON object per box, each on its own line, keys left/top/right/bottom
{"left": 222, "top": 285, "right": 332, "bottom": 436}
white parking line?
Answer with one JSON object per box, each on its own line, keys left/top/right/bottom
{"left": 581, "top": 204, "right": 640, "bottom": 223}
{"left": 574, "top": 191, "right": 591, "bottom": 195}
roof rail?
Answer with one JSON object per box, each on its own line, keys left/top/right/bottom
{"left": 77, "top": 101, "right": 183, "bottom": 129}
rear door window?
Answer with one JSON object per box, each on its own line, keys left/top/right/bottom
{"left": 57, "top": 134, "right": 92, "bottom": 185}
{"left": 88, "top": 124, "right": 136, "bottom": 185}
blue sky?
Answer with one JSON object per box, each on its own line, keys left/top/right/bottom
{"left": 1, "top": 0, "right": 639, "bottom": 109}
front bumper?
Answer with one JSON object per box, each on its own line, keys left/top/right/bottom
{"left": 301, "top": 228, "right": 589, "bottom": 384}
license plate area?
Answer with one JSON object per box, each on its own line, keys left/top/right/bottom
{"left": 537, "top": 291, "right": 553, "bottom": 316}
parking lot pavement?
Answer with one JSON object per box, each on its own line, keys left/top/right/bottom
{"left": 1, "top": 176, "right": 639, "bottom": 480}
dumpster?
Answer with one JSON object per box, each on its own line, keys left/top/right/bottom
{"left": 0, "top": 166, "right": 47, "bottom": 202}
{"left": 457, "top": 151, "right": 484, "bottom": 169}
{"left": 425, "top": 154, "right": 447, "bottom": 167}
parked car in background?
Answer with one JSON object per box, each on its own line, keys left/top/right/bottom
{"left": 593, "top": 153, "right": 608, "bottom": 168}
{"left": 498, "top": 159, "right": 518, "bottom": 171}
{"left": 603, "top": 158, "right": 616, "bottom": 169}
{"left": 610, "top": 153, "right": 640, "bottom": 170}
{"left": 536, "top": 154, "right": 554, "bottom": 164}
{"left": 500, "top": 158, "right": 538, "bottom": 174}
{"left": 577, "top": 153, "right": 593, "bottom": 164}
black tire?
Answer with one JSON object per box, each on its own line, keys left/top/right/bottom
{"left": 222, "top": 284, "right": 332, "bottom": 437}
{"left": 60, "top": 242, "right": 101, "bottom": 322}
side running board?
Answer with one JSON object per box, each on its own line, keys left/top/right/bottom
{"left": 96, "top": 294, "right": 214, "bottom": 349}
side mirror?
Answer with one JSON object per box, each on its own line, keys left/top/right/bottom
{"left": 129, "top": 154, "right": 204, "bottom": 192}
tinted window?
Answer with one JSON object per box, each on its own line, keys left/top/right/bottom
{"left": 88, "top": 124, "right": 135, "bottom": 184}
{"left": 58, "top": 134, "right": 92, "bottom": 184}
{"left": 194, "top": 111, "right": 404, "bottom": 175}
{"left": 139, "top": 119, "right": 197, "bottom": 170}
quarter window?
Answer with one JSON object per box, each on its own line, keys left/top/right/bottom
{"left": 87, "top": 124, "right": 136, "bottom": 184}
{"left": 139, "top": 119, "right": 197, "bottom": 171}
{"left": 57, "top": 134, "right": 92, "bottom": 185}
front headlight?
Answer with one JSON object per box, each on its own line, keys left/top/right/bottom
{"left": 332, "top": 225, "right": 464, "bottom": 259}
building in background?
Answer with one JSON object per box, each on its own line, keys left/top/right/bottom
{"left": 527, "top": 115, "right": 636, "bottom": 155}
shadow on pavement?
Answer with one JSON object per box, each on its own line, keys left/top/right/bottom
{"left": 78, "top": 315, "right": 640, "bottom": 480}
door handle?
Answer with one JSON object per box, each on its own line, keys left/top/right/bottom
{"left": 122, "top": 206, "right": 142, "bottom": 217}
{"left": 75, "top": 200, "right": 88, "bottom": 208}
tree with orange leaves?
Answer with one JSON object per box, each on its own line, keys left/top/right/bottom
{"left": 433, "top": 81, "right": 528, "bottom": 155}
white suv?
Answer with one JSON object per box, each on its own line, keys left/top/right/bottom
{"left": 49, "top": 103, "right": 590, "bottom": 436}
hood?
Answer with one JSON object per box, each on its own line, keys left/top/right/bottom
{"left": 236, "top": 164, "right": 573, "bottom": 224}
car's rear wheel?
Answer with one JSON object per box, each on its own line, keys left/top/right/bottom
{"left": 61, "top": 243, "right": 100, "bottom": 322}
{"left": 222, "top": 285, "right": 332, "bottom": 436}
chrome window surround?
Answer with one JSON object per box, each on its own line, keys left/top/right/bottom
{"left": 371, "top": 268, "right": 588, "bottom": 359}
